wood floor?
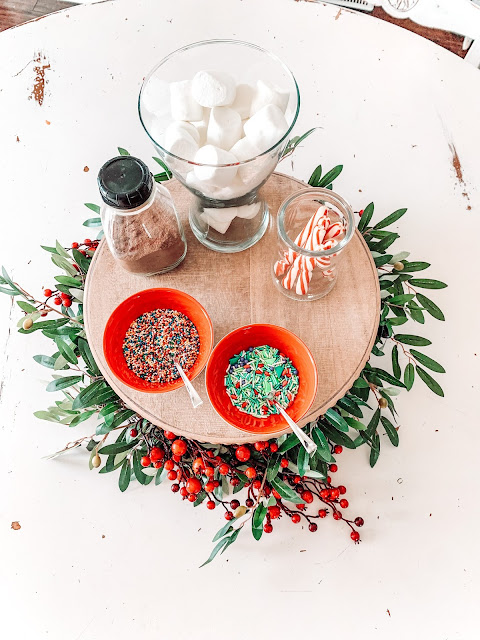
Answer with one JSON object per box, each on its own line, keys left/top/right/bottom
{"left": 0, "top": 1, "right": 468, "bottom": 59}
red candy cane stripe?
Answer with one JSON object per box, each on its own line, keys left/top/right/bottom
{"left": 295, "top": 266, "right": 312, "bottom": 295}
{"left": 324, "top": 222, "right": 344, "bottom": 241}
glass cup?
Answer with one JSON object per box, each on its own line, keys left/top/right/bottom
{"left": 138, "top": 39, "right": 300, "bottom": 253}
{"left": 273, "top": 188, "right": 355, "bottom": 301}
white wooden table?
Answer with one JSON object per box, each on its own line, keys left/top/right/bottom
{"left": 1, "top": 1, "right": 479, "bottom": 638}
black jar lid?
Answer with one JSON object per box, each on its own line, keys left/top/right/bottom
{"left": 97, "top": 156, "right": 153, "bottom": 209}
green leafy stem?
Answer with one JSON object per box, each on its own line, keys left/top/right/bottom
{"left": 0, "top": 141, "right": 446, "bottom": 566}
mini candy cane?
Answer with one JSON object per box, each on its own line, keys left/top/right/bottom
{"left": 282, "top": 255, "right": 303, "bottom": 290}
{"left": 324, "top": 222, "right": 344, "bottom": 241}
{"left": 295, "top": 265, "right": 312, "bottom": 295}
{"left": 322, "top": 268, "right": 335, "bottom": 281}
{"left": 274, "top": 259, "right": 288, "bottom": 277}
{"left": 285, "top": 206, "right": 329, "bottom": 263}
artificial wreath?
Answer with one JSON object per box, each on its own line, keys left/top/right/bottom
{"left": 0, "top": 141, "right": 447, "bottom": 566}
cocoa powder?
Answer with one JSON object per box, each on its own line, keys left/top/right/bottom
{"left": 106, "top": 192, "right": 185, "bottom": 275}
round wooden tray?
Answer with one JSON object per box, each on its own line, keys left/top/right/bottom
{"left": 84, "top": 172, "right": 380, "bottom": 444}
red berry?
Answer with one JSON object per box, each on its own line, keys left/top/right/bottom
{"left": 71, "top": 242, "right": 79, "bottom": 249}
{"left": 219, "top": 463, "right": 230, "bottom": 475}
{"left": 245, "top": 467, "right": 257, "bottom": 479}
{"left": 207, "top": 500, "right": 216, "bottom": 510}
{"left": 351, "top": 531, "right": 360, "bottom": 542}
{"left": 280, "top": 458, "right": 289, "bottom": 468}
{"left": 187, "top": 493, "right": 196, "bottom": 502}
{"left": 230, "top": 499, "right": 240, "bottom": 510}
{"left": 64, "top": 298, "right": 73, "bottom": 307}
{"left": 309, "top": 523, "right": 318, "bottom": 532}
{"left": 79, "top": 250, "right": 86, "bottom": 256}
{"left": 269, "top": 443, "right": 278, "bottom": 453}
{"left": 358, "top": 209, "right": 364, "bottom": 217}
{"left": 235, "top": 445, "right": 250, "bottom": 462}
{"left": 254, "top": 441, "right": 267, "bottom": 451}
{"left": 172, "top": 454, "right": 182, "bottom": 463}
{"left": 333, "top": 511, "right": 342, "bottom": 521}
{"left": 340, "top": 499, "right": 349, "bottom": 509}
{"left": 44, "top": 288, "right": 52, "bottom": 297}
{"left": 150, "top": 446, "right": 164, "bottom": 462}
{"left": 224, "top": 511, "right": 233, "bottom": 521}
{"left": 171, "top": 483, "right": 179, "bottom": 493}
{"left": 140, "top": 456, "right": 151, "bottom": 467}
{"left": 41, "top": 312, "right": 48, "bottom": 317}
{"left": 330, "top": 488, "right": 340, "bottom": 500}
{"left": 268, "top": 506, "right": 281, "bottom": 519}
{"left": 164, "top": 430, "right": 176, "bottom": 440}
{"left": 318, "top": 509, "right": 327, "bottom": 518}
{"left": 354, "top": 517, "right": 364, "bottom": 527}
{"left": 327, "top": 476, "right": 331, "bottom": 483}
{"left": 130, "top": 428, "right": 138, "bottom": 438}
{"left": 54, "top": 297, "right": 62, "bottom": 305}
{"left": 329, "top": 464, "right": 338, "bottom": 473}
{"left": 291, "top": 514, "right": 301, "bottom": 524}
{"left": 205, "top": 465, "right": 214, "bottom": 478}
{"left": 301, "top": 490, "right": 314, "bottom": 504}
{"left": 192, "top": 457, "right": 205, "bottom": 474}
{"left": 272, "top": 489, "right": 281, "bottom": 500}
{"left": 339, "top": 485, "right": 347, "bottom": 495}
{"left": 84, "top": 238, "right": 92, "bottom": 245}
{"left": 230, "top": 477, "right": 240, "bottom": 486}
{"left": 180, "top": 487, "right": 188, "bottom": 497}
{"left": 73, "top": 263, "right": 79, "bottom": 271}
{"left": 263, "top": 523, "right": 273, "bottom": 533}
{"left": 167, "top": 470, "right": 177, "bottom": 481}
{"left": 293, "top": 475, "right": 301, "bottom": 484}
{"left": 171, "top": 439, "right": 187, "bottom": 456}
{"left": 213, "top": 480, "right": 220, "bottom": 487}
{"left": 153, "top": 460, "right": 163, "bottom": 469}
{"left": 205, "top": 481, "right": 215, "bottom": 493}
{"left": 60, "top": 292, "right": 69, "bottom": 299}
{"left": 296, "top": 504, "right": 305, "bottom": 511}
{"left": 205, "top": 451, "right": 214, "bottom": 458}
{"left": 252, "top": 479, "right": 261, "bottom": 489}
{"left": 320, "top": 489, "right": 330, "bottom": 500}
{"left": 334, "top": 445, "right": 343, "bottom": 454}
{"left": 245, "top": 498, "right": 254, "bottom": 508}
{"left": 263, "top": 486, "right": 271, "bottom": 496}
{"left": 164, "top": 459, "right": 174, "bottom": 471}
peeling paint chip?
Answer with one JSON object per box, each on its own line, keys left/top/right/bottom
{"left": 11, "top": 521, "right": 21, "bottom": 530}
{"left": 29, "top": 52, "right": 50, "bottom": 106}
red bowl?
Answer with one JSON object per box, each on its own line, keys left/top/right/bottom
{"left": 205, "top": 324, "right": 318, "bottom": 435}
{"left": 103, "top": 288, "right": 213, "bottom": 393}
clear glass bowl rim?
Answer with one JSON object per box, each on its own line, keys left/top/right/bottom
{"left": 277, "top": 188, "right": 356, "bottom": 258}
{"left": 138, "top": 39, "right": 300, "bottom": 168}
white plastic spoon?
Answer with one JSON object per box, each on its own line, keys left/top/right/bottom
{"left": 174, "top": 361, "right": 203, "bottom": 409}
{"left": 267, "top": 393, "right": 317, "bottom": 454}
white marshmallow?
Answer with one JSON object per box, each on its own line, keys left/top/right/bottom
{"left": 163, "top": 126, "right": 198, "bottom": 162}
{"left": 215, "top": 177, "right": 249, "bottom": 200}
{"left": 190, "top": 108, "right": 210, "bottom": 146}
{"left": 185, "top": 171, "right": 219, "bottom": 199}
{"left": 230, "top": 136, "right": 260, "bottom": 162}
{"left": 250, "top": 80, "right": 289, "bottom": 115}
{"left": 243, "top": 104, "right": 289, "bottom": 152}
{"left": 230, "top": 84, "right": 254, "bottom": 119}
{"left": 235, "top": 202, "right": 261, "bottom": 220}
{"left": 165, "top": 121, "right": 200, "bottom": 145}
{"left": 200, "top": 207, "right": 237, "bottom": 234}
{"left": 170, "top": 80, "right": 203, "bottom": 121}
{"left": 193, "top": 145, "right": 238, "bottom": 188}
{"left": 207, "top": 107, "right": 243, "bottom": 150}
{"left": 142, "top": 76, "right": 170, "bottom": 115}
{"left": 192, "top": 70, "right": 236, "bottom": 108}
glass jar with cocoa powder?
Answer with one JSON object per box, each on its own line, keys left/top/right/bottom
{"left": 98, "top": 156, "right": 187, "bottom": 276}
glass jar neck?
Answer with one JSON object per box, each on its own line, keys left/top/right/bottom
{"left": 101, "top": 186, "right": 156, "bottom": 217}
